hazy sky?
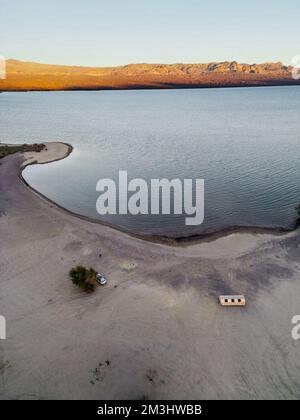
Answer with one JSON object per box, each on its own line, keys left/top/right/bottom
{"left": 0, "top": 0, "right": 299, "bottom": 66}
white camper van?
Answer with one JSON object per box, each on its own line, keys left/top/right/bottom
{"left": 219, "top": 295, "right": 246, "bottom": 307}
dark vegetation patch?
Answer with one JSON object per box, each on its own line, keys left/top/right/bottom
{"left": 0, "top": 143, "right": 45, "bottom": 159}
{"left": 69, "top": 265, "right": 98, "bottom": 293}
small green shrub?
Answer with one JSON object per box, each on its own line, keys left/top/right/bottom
{"left": 69, "top": 265, "right": 97, "bottom": 293}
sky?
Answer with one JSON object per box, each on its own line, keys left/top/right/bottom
{"left": 0, "top": 0, "right": 299, "bottom": 67}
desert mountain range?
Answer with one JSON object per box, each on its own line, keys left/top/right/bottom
{"left": 0, "top": 59, "right": 299, "bottom": 91}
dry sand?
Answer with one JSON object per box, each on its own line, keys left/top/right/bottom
{"left": 0, "top": 142, "right": 300, "bottom": 400}
{"left": 22, "top": 142, "right": 72, "bottom": 165}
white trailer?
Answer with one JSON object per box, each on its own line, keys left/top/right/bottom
{"left": 219, "top": 295, "right": 246, "bottom": 307}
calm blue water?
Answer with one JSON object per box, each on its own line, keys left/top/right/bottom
{"left": 1, "top": 87, "right": 300, "bottom": 237}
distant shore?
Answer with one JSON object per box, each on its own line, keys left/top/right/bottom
{"left": 1, "top": 59, "right": 300, "bottom": 92}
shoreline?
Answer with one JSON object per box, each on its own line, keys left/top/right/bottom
{"left": 17, "top": 141, "right": 298, "bottom": 246}
{"left": 2, "top": 82, "right": 300, "bottom": 94}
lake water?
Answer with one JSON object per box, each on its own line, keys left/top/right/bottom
{"left": 1, "top": 87, "right": 300, "bottom": 238}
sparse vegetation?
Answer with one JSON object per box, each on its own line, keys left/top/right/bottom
{"left": 69, "top": 265, "right": 98, "bottom": 292}
{"left": 0, "top": 143, "right": 45, "bottom": 159}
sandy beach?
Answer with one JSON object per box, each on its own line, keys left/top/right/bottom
{"left": 0, "top": 142, "right": 300, "bottom": 400}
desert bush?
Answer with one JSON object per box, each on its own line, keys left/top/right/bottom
{"left": 69, "top": 265, "right": 97, "bottom": 292}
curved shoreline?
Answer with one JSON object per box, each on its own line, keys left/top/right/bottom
{"left": 20, "top": 141, "right": 73, "bottom": 166}
{"left": 17, "top": 141, "right": 298, "bottom": 246}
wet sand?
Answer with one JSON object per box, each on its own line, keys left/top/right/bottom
{"left": 0, "top": 143, "right": 300, "bottom": 399}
